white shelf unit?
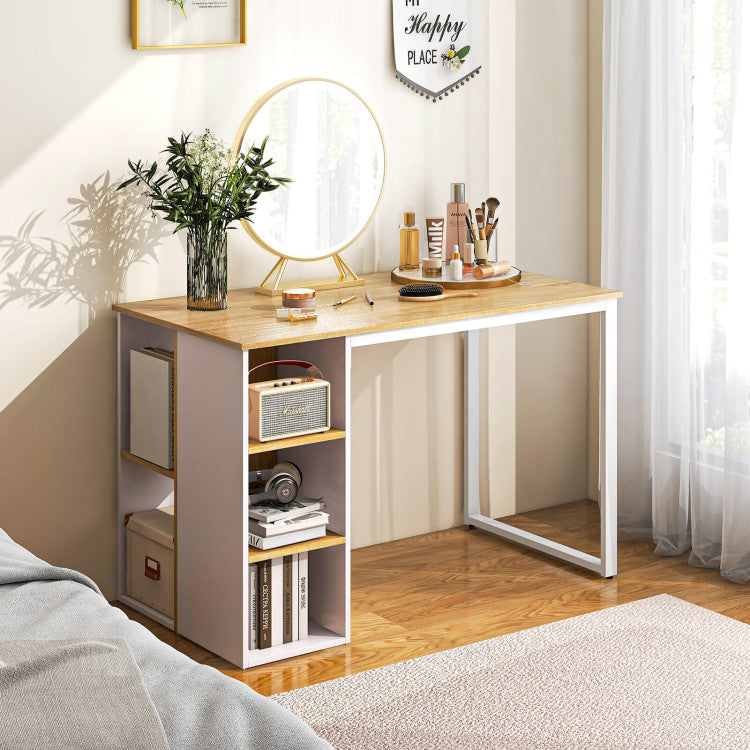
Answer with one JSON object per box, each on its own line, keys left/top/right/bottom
{"left": 117, "top": 316, "right": 351, "bottom": 668}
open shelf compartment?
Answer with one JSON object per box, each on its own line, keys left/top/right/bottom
{"left": 116, "top": 316, "right": 176, "bottom": 629}
{"left": 246, "top": 535, "right": 348, "bottom": 666}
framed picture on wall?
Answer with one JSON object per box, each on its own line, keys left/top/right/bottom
{"left": 132, "top": 0, "right": 247, "bottom": 50}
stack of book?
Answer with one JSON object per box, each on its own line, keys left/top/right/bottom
{"left": 248, "top": 498, "right": 328, "bottom": 550}
{"left": 249, "top": 553, "right": 308, "bottom": 649}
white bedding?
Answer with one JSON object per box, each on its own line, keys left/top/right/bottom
{"left": 0, "top": 526, "right": 331, "bottom": 750}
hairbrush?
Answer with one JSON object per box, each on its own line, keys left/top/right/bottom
{"left": 397, "top": 283, "right": 479, "bottom": 302}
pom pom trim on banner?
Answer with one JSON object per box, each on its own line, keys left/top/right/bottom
{"left": 395, "top": 67, "right": 482, "bottom": 102}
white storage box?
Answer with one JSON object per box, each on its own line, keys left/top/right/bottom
{"left": 125, "top": 506, "right": 174, "bottom": 619}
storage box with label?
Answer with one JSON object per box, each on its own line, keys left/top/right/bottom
{"left": 125, "top": 506, "right": 174, "bottom": 618}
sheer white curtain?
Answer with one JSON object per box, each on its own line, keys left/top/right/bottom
{"left": 603, "top": 0, "right": 750, "bottom": 582}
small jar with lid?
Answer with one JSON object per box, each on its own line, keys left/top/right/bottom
{"left": 281, "top": 288, "right": 316, "bottom": 309}
{"left": 421, "top": 258, "right": 443, "bottom": 278}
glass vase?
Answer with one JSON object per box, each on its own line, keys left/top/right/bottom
{"left": 187, "top": 224, "right": 228, "bottom": 311}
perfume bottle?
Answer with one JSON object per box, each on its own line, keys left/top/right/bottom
{"left": 399, "top": 212, "right": 420, "bottom": 271}
{"left": 445, "top": 183, "right": 469, "bottom": 263}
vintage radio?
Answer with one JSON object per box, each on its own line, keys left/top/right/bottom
{"left": 248, "top": 360, "right": 330, "bottom": 443}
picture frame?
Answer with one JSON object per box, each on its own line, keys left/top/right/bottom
{"left": 132, "top": 0, "right": 247, "bottom": 50}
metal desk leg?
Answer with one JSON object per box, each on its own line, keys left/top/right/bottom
{"left": 463, "top": 330, "right": 481, "bottom": 525}
{"left": 462, "top": 308, "right": 618, "bottom": 578}
{"left": 599, "top": 299, "right": 618, "bottom": 577}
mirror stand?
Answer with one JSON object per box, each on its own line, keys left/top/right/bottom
{"left": 253, "top": 253, "right": 365, "bottom": 296}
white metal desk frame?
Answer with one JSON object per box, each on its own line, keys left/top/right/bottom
{"left": 350, "top": 298, "right": 618, "bottom": 578}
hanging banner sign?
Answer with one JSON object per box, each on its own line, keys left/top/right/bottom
{"left": 392, "top": 0, "right": 481, "bottom": 102}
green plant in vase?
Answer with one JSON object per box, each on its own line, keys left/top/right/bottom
{"left": 119, "top": 130, "right": 289, "bottom": 310}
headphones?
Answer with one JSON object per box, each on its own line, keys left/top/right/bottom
{"left": 248, "top": 462, "right": 302, "bottom": 505}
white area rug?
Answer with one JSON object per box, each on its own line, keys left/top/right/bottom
{"left": 274, "top": 595, "right": 750, "bottom": 749}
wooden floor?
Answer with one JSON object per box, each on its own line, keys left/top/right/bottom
{"left": 117, "top": 500, "right": 750, "bottom": 697}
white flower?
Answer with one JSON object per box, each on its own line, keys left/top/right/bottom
{"left": 450, "top": 57, "right": 463, "bottom": 72}
{"left": 186, "top": 130, "right": 234, "bottom": 190}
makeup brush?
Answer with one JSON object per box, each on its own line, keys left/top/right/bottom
{"left": 485, "top": 197, "right": 500, "bottom": 225}
{"left": 482, "top": 201, "right": 486, "bottom": 224}
{"left": 475, "top": 207, "right": 484, "bottom": 232}
{"left": 332, "top": 295, "right": 356, "bottom": 307}
{"left": 464, "top": 214, "right": 475, "bottom": 242}
{"left": 397, "top": 283, "right": 478, "bottom": 302}
{"left": 485, "top": 217, "right": 498, "bottom": 243}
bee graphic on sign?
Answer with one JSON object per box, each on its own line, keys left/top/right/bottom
{"left": 441, "top": 43, "right": 470, "bottom": 71}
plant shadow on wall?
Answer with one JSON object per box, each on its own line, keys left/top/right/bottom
{"left": 0, "top": 172, "right": 169, "bottom": 324}
{"left": 0, "top": 173, "right": 169, "bottom": 596}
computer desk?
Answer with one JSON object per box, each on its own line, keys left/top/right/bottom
{"left": 113, "top": 271, "right": 622, "bottom": 668}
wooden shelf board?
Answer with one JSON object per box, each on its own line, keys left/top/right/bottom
{"left": 121, "top": 450, "right": 175, "bottom": 479}
{"left": 247, "top": 532, "right": 346, "bottom": 564}
{"left": 244, "top": 622, "right": 346, "bottom": 667}
{"left": 248, "top": 428, "right": 346, "bottom": 455}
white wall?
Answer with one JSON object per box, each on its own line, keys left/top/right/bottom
{"left": 514, "top": 0, "right": 592, "bottom": 513}
{"left": 0, "top": 0, "right": 592, "bottom": 597}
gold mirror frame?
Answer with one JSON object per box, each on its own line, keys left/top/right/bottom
{"left": 231, "top": 78, "right": 387, "bottom": 296}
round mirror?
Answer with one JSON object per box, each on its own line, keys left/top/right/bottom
{"left": 232, "top": 79, "right": 386, "bottom": 264}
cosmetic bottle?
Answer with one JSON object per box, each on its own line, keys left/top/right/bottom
{"left": 425, "top": 218, "right": 444, "bottom": 259}
{"left": 449, "top": 245, "right": 463, "bottom": 281}
{"left": 445, "top": 183, "right": 469, "bottom": 263}
{"left": 399, "top": 212, "right": 420, "bottom": 271}
{"left": 462, "top": 242, "right": 474, "bottom": 268}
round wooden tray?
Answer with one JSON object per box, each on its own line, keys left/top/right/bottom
{"left": 391, "top": 265, "right": 522, "bottom": 290}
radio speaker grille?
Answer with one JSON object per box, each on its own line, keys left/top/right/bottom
{"left": 260, "top": 386, "right": 329, "bottom": 439}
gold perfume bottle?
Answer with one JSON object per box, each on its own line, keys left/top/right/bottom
{"left": 399, "top": 212, "right": 420, "bottom": 271}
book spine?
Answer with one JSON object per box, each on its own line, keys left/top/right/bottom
{"left": 258, "top": 560, "right": 271, "bottom": 649}
{"left": 248, "top": 563, "right": 258, "bottom": 650}
{"left": 270, "top": 557, "right": 283, "bottom": 647}
{"left": 248, "top": 532, "right": 265, "bottom": 549}
{"left": 291, "top": 554, "right": 299, "bottom": 641}
{"left": 298, "top": 551, "right": 308, "bottom": 639}
{"left": 251, "top": 512, "right": 329, "bottom": 538}
{"left": 283, "top": 555, "right": 293, "bottom": 644}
